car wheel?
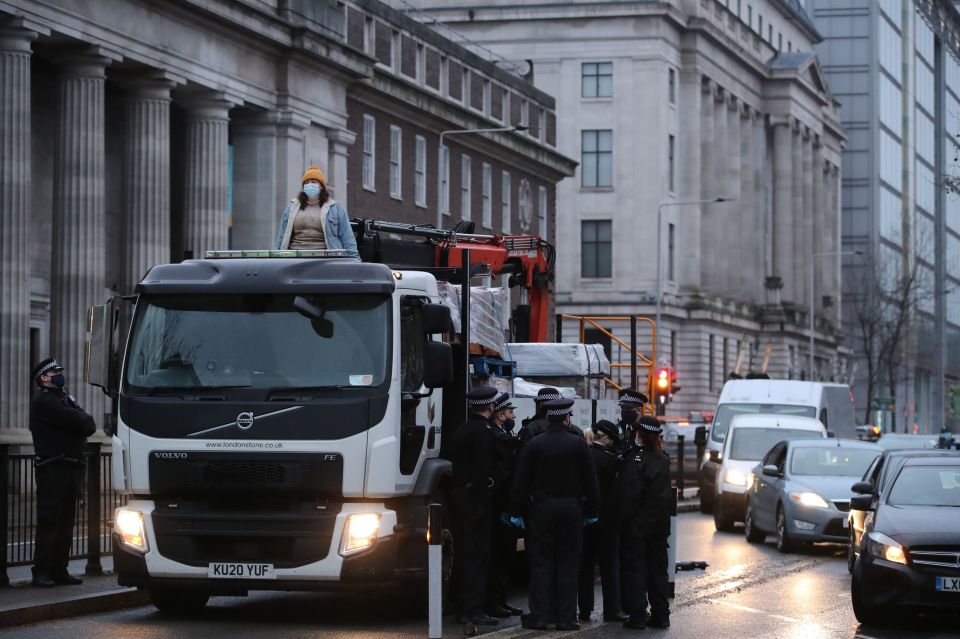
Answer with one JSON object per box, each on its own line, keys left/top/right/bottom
{"left": 699, "top": 488, "right": 714, "bottom": 514}
{"left": 148, "top": 586, "right": 210, "bottom": 615}
{"left": 851, "top": 557, "right": 888, "bottom": 626}
{"left": 714, "top": 496, "right": 735, "bottom": 532}
{"left": 775, "top": 505, "right": 794, "bottom": 553}
{"left": 744, "top": 501, "right": 765, "bottom": 543}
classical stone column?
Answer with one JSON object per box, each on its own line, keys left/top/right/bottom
{"left": 701, "top": 85, "right": 724, "bottom": 291}
{"left": 232, "top": 111, "right": 278, "bottom": 250}
{"left": 181, "top": 93, "right": 232, "bottom": 255}
{"left": 739, "top": 105, "right": 756, "bottom": 301}
{"left": 791, "top": 123, "right": 805, "bottom": 306}
{"left": 723, "top": 95, "right": 741, "bottom": 298}
{"left": 811, "top": 139, "right": 824, "bottom": 317}
{"left": 122, "top": 76, "right": 175, "bottom": 292}
{"left": 827, "top": 164, "right": 842, "bottom": 325}
{"left": 273, "top": 110, "right": 310, "bottom": 236}
{"left": 0, "top": 24, "right": 38, "bottom": 438}
{"left": 326, "top": 128, "right": 355, "bottom": 209}
{"left": 802, "top": 130, "right": 814, "bottom": 313}
{"left": 677, "top": 71, "right": 703, "bottom": 288}
{"left": 51, "top": 50, "right": 113, "bottom": 418}
{"left": 770, "top": 116, "right": 793, "bottom": 302}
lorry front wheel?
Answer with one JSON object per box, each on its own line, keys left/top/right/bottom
{"left": 148, "top": 586, "right": 210, "bottom": 614}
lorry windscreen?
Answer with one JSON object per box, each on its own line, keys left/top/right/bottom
{"left": 124, "top": 293, "right": 390, "bottom": 394}
{"left": 711, "top": 403, "right": 817, "bottom": 443}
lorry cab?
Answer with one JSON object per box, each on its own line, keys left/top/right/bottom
{"left": 698, "top": 379, "right": 855, "bottom": 514}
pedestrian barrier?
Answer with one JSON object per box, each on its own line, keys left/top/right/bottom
{"left": 0, "top": 443, "right": 125, "bottom": 586}
{"left": 427, "top": 502, "right": 442, "bottom": 639}
{"left": 666, "top": 436, "right": 699, "bottom": 495}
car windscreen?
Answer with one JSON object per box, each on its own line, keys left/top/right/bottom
{"left": 789, "top": 448, "right": 879, "bottom": 477}
{"left": 124, "top": 293, "right": 390, "bottom": 393}
{"left": 729, "top": 428, "right": 823, "bottom": 461}
{"left": 887, "top": 465, "right": 960, "bottom": 507}
{"left": 711, "top": 404, "right": 818, "bottom": 442}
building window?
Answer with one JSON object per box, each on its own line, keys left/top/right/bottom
{"left": 668, "top": 134, "right": 675, "bottom": 192}
{"left": 670, "top": 330, "right": 677, "bottom": 368}
{"left": 461, "top": 154, "right": 472, "bottom": 220}
{"left": 481, "top": 162, "right": 492, "bottom": 228}
{"left": 501, "top": 90, "right": 510, "bottom": 125}
{"left": 709, "top": 334, "right": 716, "bottom": 392}
{"left": 723, "top": 337, "right": 729, "bottom": 383}
{"left": 768, "top": 24, "right": 773, "bottom": 42}
{"left": 668, "top": 222, "right": 676, "bottom": 281}
{"left": 758, "top": 14, "right": 762, "bottom": 35}
{"left": 747, "top": 5, "right": 752, "bottom": 29}
{"left": 364, "top": 16, "right": 375, "bottom": 54}
{"left": 668, "top": 68, "right": 676, "bottom": 104}
{"left": 414, "top": 135, "right": 427, "bottom": 207}
{"left": 462, "top": 68, "right": 470, "bottom": 105}
{"left": 440, "top": 145, "right": 450, "bottom": 216}
{"left": 389, "top": 125, "right": 402, "bottom": 199}
{"left": 501, "top": 171, "right": 511, "bottom": 233}
{"left": 581, "top": 220, "right": 612, "bottom": 278}
{"left": 581, "top": 129, "right": 613, "bottom": 187}
{"left": 538, "top": 186, "right": 548, "bottom": 237}
{"left": 362, "top": 114, "right": 375, "bottom": 191}
{"left": 778, "top": 32, "right": 783, "bottom": 50}
{"left": 582, "top": 62, "right": 613, "bottom": 98}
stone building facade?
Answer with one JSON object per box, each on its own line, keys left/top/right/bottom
{"left": 400, "top": 0, "right": 847, "bottom": 413}
{"left": 0, "top": 0, "right": 574, "bottom": 442}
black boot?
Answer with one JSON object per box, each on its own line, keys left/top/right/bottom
{"left": 648, "top": 613, "right": 670, "bottom": 628}
{"left": 31, "top": 569, "right": 55, "bottom": 588}
{"left": 51, "top": 572, "right": 83, "bottom": 585}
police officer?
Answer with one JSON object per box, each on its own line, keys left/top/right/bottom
{"left": 29, "top": 358, "right": 97, "bottom": 588}
{"left": 511, "top": 398, "right": 600, "bottom": 631}
{"left": 517, "top": 387, "right": 561, "bottom": 445}
{"left": 578, "top": 419, "right": 628, "bottom": 622}
{"left": 615, "top": 415, "right": 672, "bottom": 629}
{"left": 616, "top": 388, "right": 647, "bottom": 444}
{"left": 484, "top": 393, "right": 524, "bottom": 618}
{"left": 450, "top": 386, "right": 501, "bottom": 625}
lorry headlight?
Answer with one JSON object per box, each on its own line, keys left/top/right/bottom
{"left": 866, "top": 531, "right": 907, "bottom": 565}
{"left": 341, "top": 513, "right": 381, "bottom": 555}
{"left": 724, "top": 468, "right": 749, "bottom": 487}
{"left": 115, "top": 509, "right": 148, "bottom": 552}
{"left": 789, "top": 492, "right": 830, "bottom": 509}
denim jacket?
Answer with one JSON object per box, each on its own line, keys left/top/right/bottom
{"left": 274, "top": 198, "right": 360, "bottom": 258}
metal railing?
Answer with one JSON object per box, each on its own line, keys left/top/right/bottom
{"left": 0, "top": 443, "right": 126, "bottom": 586}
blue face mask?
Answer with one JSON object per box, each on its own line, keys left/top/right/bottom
{"left": 303, "top": 183, "right": 321, "bottom": 200}
{"left": 50, "top": 373, "right": 66, "bottom": 387}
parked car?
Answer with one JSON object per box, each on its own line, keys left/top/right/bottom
{"left": 876, "top": 433, "right": 939, "bottom": 450}
{"left": 712, "top": 414, "right": 826, "bottom": 532}
{"left": 700, "top": 380, "right": 856, "bottom": 514}
{"left": 850, "top": 456, "right": 960, "bottom": 625}
{"left": 847, "top": 448, "right": 960, "bottom": 572}
{"left": 744, "top": 439, "right": 880, "bottom": 552}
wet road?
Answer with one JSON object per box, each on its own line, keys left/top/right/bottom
{"left": 2, "top": 512, "right": 958, "bottom": 638}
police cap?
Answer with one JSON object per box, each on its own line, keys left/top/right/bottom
{"left": 637, "top": 415, "right": 663, "bottom": 435}
{"left": 494, "top": 393, "right": 515, "bottom": 412}
{"left": 544, "top": 398, "right": 575, "bottom": 420}
{"left": 618, "top": 388, "right": 648, "bottom": 407}
{"left": 466, "top": 386, "right": 498, "bottom": 407}
{"left": 31, "top": 357, "right": 64, "bottom": 382}
{"left": 534, "top": 387, "right": 562, "bottom": 404}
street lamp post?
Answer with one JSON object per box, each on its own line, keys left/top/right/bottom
{"left": 655, "top": 197, "right": 731, "bottom": 360}
{"left": 808, "top": 249, "right": 861, "bottom": 379}
{"left": 436, "top": 125, "right": 527, "bottom": 230}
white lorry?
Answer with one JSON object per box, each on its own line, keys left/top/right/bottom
{"left": 85, "top": 251, "right": 460, "bottom": 612}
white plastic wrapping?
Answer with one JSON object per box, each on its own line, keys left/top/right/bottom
{"left": 437, "top": 283, "right": 508, "bottom": 357}
{"left": 507, "top": 342, "right": 611, "bottom": 377}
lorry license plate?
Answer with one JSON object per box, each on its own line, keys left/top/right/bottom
{"left": 936, "top": 576, "right": 960, "bottom": 592}
{"left": 208, "top": 562, "right": 275, "bottom": 580}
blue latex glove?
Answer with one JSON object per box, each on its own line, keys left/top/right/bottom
{"left": 583, "top": 517, "right": 599, "bottom": 526}
{"left": 509, "top": 516, "right": 526, "bottom": 530}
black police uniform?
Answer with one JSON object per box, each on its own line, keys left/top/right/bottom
{"left": 29, "top": 361, "right": 97, "bottom": 585}
{"left": 578, "top": 420, "right": 626, "bottom": 621}
{"left": 511, "top": 400, "right": 600, "bottom": 629}
{"left": 614, "top": 433, "right": 672, "bottom": 628}
{"left": 484, "top": 397, "right": 522, "bottom": 616}
{"left": 449, "top": 388, "right": 499, "bottom": 623}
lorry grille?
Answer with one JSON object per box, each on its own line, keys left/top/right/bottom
{"left": 152, "top": 501, "right": 342, "bottom": 568}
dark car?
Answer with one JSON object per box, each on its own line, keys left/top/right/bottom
{"left": 847, "top": 449, "right": 960, "bottom": 572}
{"left": 876, "top": 433, "right": 939, "bottom": 450}
{"left": 850, "top": 456, "right": 960, "bottom": 625}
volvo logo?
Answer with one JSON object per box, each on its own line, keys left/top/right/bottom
{"left": 153, "top": 452, "right": 188, "bottom": 459}
{"left": 236, "top": 412, "right": 255, "bottom": 430}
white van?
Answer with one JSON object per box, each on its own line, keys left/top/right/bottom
{"left": 699, "top": 379, "right": 856, "bottom": 513}
{"left": 712, "top": 414, "right": 826, "bottom": 531}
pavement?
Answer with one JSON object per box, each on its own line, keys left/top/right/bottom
{"left": 0, "top": 490, "right": 702, "bottom": 631}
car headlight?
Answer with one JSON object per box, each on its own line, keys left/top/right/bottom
{"left": 866, "top": 531, "right": 906, "bottom": 565}
{"left": 115, "top": 509, "right": 148, "bottom": 553}
{"left": 789, "top": 492, "right": 830, "bottom": 509}
{"left": 341, "top": 513, "right": 381, "bottom": 555}
{"left": 724, "top": 468, "right": 749, "bottom": 487}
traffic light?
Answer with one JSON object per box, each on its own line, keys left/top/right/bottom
{"left": 654, "top": 367, "right": 670, "bottom": 416}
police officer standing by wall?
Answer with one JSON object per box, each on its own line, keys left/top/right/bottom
{"left": 29, "top": 358, "right": 97, "bottom": 588}
{"left": 511, "top": 398, "right": 600, "bottom": 631}
{"left": 578, "top": 419, "right": 628, "bottom": 622}
{"left": 615, "top": 415, "right": 672, "bottom": 629}
{"left": 450, "top": 386, "right": 501, "bottom": 625}
{"left": 484, "top": 393, "right": 524, "bottom": 618}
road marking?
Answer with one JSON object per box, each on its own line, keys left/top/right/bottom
{"left": 707, "top": 598, "right": 801, "bottom": 623}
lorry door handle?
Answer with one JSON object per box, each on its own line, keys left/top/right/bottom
{"left": 427, "top": 426, "right": 440, "bottom": 449}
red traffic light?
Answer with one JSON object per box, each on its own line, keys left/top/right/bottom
{"left": 656, "top": 368, "right": 670, "bottom": 390}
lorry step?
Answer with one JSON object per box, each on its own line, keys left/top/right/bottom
{"left": 470, "top": 357, "right": 517, "bottom": 378}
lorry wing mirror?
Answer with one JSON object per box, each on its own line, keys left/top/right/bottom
{"left": 421, "top": 303, "right": 452, "bottom": 334}
{"left": 851, "top": 481, "right": 874, "bottom": 495}
{"left": 694, "top": 425, "right": 708, "bottom": 446}
{"left": 84, "top": 297, "right": 121, "bottom": 398}
{"left": 422, "top": 341, "right": 453, "bottom": 388}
